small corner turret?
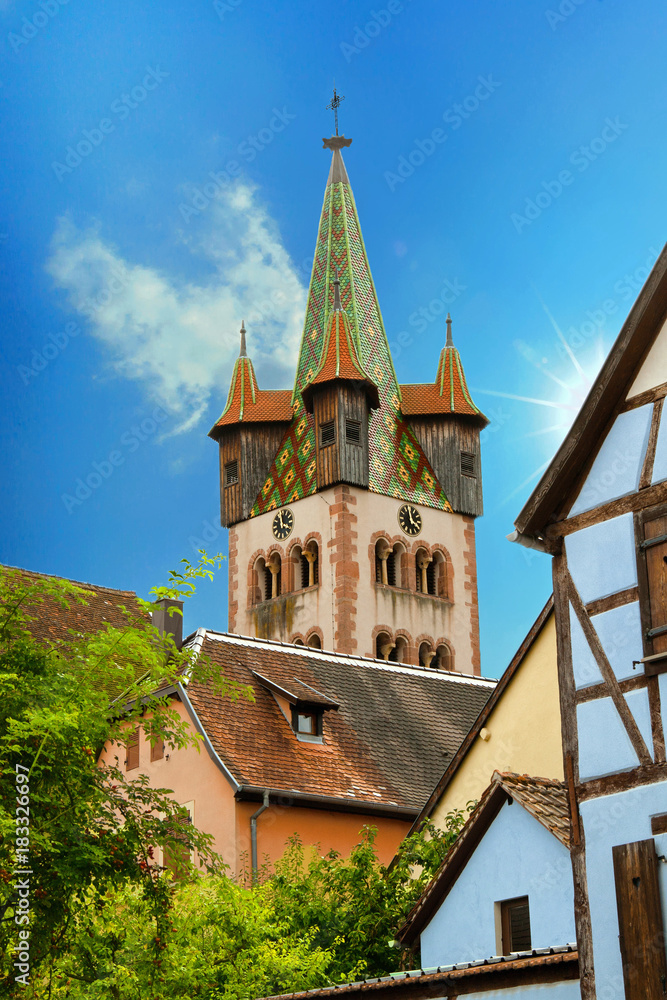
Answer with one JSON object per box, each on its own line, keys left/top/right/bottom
{"left": 208, "top": 323, "right": 293, "bottom": 527}
{"left": 400, "top": 316, "right": 488, "bottom": 517}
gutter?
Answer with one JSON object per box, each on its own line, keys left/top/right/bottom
{"left": 250, "top": 790, "right": 270, "bottom": 877}
{"left": 236, "top": 784, "right": 419, "bottom": 821}
{"left": 506, "top": 529, "right": 549, "bottom": 553}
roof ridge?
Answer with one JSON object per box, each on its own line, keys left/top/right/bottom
{"left": 0, "top": 563, "right": 139, "bottom": 598}
{"left": 183, "top": 628, "right": 497, "bottom": 685}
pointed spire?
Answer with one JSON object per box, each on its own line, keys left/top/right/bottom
{"left": 332, "top": 269, "right": 342, "bottom": 311}
{"left": 239, "top": 320, "right": 247, "bottom": 357}
{"left": 446, "top": 313, "right": 453, "bottom": 347}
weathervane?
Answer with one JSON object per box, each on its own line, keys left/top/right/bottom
{"left": 326, "top": 87, "right": 345, "bottom": 136}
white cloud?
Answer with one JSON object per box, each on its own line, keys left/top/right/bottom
{"left": 46, "top": 181, "right": 307, "bottom": 433}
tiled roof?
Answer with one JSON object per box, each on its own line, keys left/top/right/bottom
{"left": 399, "top": 770, "right": 571, "bottom": 944}
{"left": 496, "top": 771, "right": 571, "bottom": 846}
{"left": 400, "top": 335, "right": 486, "bottom": 422}
{"left": 302, "top": 307, "right": 379, "bottom": 411}
{"left": 182, "top": 631, "right": 495, "bottom": 811}
{"left": 209, "top": 352, "right": 293, "bottom": 436}
{"left": 250, "top": 142, "right": 452, "bottom": 517}
{"left": 259, "top": 945, "right": 578, "bottom": 999}
{"left": 0, "top": 564, "right": 148, "bottom": 648}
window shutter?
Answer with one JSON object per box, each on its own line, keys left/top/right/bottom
{"left": 501, "top": 897, "right": 531, "bottom": 954}
{"left": 224, "top": 459, "right": 239, "bottom": 487}
{"left": 320, "top": 421, "right": 335, "bottom": 447}
{"left": 345, "top": 419, "right": 361, "bottom": 445}
{"left": 125, "top": 727, "right": 139, "bottom": 771}
{"left": 641, "top": 511, "right": 667, "bottom": 654}
{"left": 613, "top": 839, "right": 667, "bottom": 999}
{"left": 151, "top": 737, "right": 164, "bottom": 762}
{"left": 460, "top": 451, "right": 476, "bottom": 477}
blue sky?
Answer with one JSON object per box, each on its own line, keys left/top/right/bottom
{"left": 1, "top": 0, "right": 666, "bottom": 677}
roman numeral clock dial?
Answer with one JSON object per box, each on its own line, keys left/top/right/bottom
{"left": 272, "top": 507, "right": 294, "bottom": 540}
{"left": 398, "top": 504, "right": 422, "bottom": 536}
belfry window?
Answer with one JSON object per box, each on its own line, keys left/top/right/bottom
{"left": 416, "top": 549, "right": 435, "bottom": 594}
{"left": 301, "top": 543, "right": 319, "bottom": 588}
{"left": 224, "top": 459, "right": 239, "bottom": 486}
{"left": 346, "top": 419, "right": 361, "bottom": 445}
{"left": 375, "top": 541, "right": 395, "bottom": 586}
{"left": 320, "top": 421, "right": 335, "bottom": 447}
{"left": 461, "top": 451, "right": 476, "bottom": 477}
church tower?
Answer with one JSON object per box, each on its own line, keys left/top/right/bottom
{"left": 209, "top": 134, "right": 488, "bottom": 674}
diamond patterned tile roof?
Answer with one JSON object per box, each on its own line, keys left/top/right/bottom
{"left": 250, "top": 140, "right": 452, "bottom": 517}
{"left": 400, "top": 318, "right": 487, "bottom": 422}
{"left": 209, "top": 349, "right": 293, "bottom": 436}
{"left": 301, "top": 302, "right": 379, "bottom": 411}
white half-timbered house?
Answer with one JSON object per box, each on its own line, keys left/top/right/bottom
{"left": 513, "top": 243, "right": 667, "bottom": 1000}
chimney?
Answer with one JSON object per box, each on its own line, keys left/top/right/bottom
{"left": 152, "top": 598, "right": 184, "bottom": 649}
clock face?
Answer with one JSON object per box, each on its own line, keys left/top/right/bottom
{"left": 272, "top": 507, "right": 294, "bottom": 540}
{"left": 398, "top": 503, "right": 422, "bottom": 537}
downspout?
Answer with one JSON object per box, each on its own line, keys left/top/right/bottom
{"left": 250, "top": 790, "right": 270, "bottom": 879}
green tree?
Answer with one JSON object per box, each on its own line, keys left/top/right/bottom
{"left": 0, "top": 557, "right": 250, "bottom": 996}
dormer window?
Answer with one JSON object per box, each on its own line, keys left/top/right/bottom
{"left": 251, "top": 669, "right": 338, "bottom": 746}
{"left": 292, "top": 708, "right": 322, "bottom": 737}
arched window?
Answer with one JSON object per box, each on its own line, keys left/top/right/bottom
{"left": 419, "top": 642, "right": 435, "bottom": 668}
{"left": 376, "top": 631, "right": 396, "bottom": 662}
{"left": 435, "top": 643, "right": 453, "bottom": 671}
{"left": 416, "top": 548, "right": 434, "bottom": 594}
{"left": 293, "top": 637, "right": 305, "bottom": 646}
{"left": 393, "top": 541, "right": 408, "bottom": 588}
{"left": 253, "top": 557, "right": 268, "bottom": 605}
{"left": 303, "top": 542, "right": 319, "bottom": 588}
{"left": 307, "top": 632, "right": 321, "bottom": 649}
{"left": 375, "top": 540, "right": 395, "bottom": 586}
{"left": 395, "top": 635, "right": 409, "bottom": 663}
{"left": 433, "top": 551, "right": 448, "bottom": 599}
{"left": 266, "top": 553, "right": 281, "bottom": 600}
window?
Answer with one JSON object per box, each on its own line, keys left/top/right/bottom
{"left": 435, "top": 643, "right": 453, "bottom": 671}
{"left": 416, "top": 549, "right": 434, "bottom": 594}
{"left": 419, "top": 642, "right": 435, "bottom": 667}
{"left": 307, "top": 633, "right": 321, "bottom": 649}
{"left": 346, "top": 419, "right": 361, "bottom": 445}
{"left": 376, "top": 631, "right": 396, "bottom": 661}
{"left": 461, "top": 451, "right": 476, "bottom": 477}
{"left": 150, "top": 736, "right": 164, "bottom": 762}
{"left": 375, "top": 541, "right": 395, "bottom": 586}
{"left": 125, "top": 727, "right": 139, "bottom": 771}
{"left": 291, "top": 708, "right": 322, "bottom": 736}
{"left": 301, "top": 543, "right": 319, "bottom": 587}
{"left": 500, "top": 896, "right": 531, "bottom": 954}
{"left": 164, "top": 807, "right": 192, "bottom": 880}
{"left": 224, "top": 459, "right": 239, "bottom": 486}
{"left": 320, "top": 421, "right": 335, "bottom": 447}
{"left": 266, "top": 555, "right": 281, "bottom": 600}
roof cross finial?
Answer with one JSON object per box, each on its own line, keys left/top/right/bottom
{"left": 446, "top": 313, "right": 453, "bottom": 347}
{"left": 326, "top": 87, "right": 345, "bottom": 137}
{"left": 332, "top": 268, "right": 342, "bottom": 311}
{"left": 239, "top": 320, "right": 247, "bottom": 357}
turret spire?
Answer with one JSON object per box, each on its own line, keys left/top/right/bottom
{"left": 332, "top": 268, "right": 342, "bottom": 311}
{"left": 239, "top": 320, "right": 247, "bottom": 357}
{"left": 446, "top": 313, "right": 453, "bottom": 347}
